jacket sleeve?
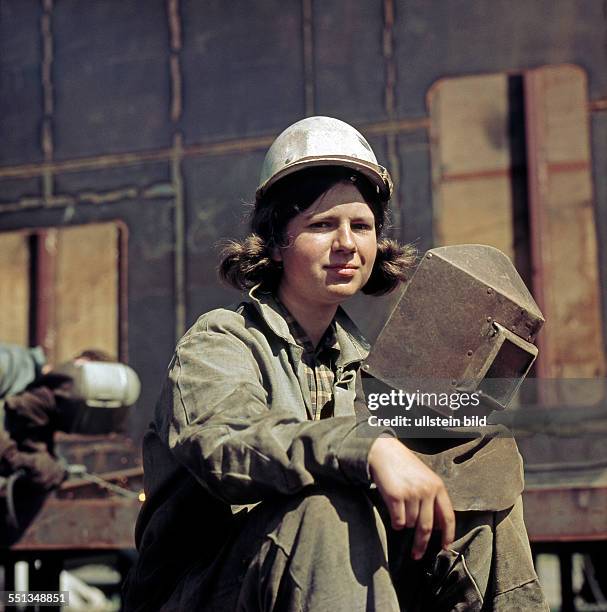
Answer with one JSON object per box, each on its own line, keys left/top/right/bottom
{"left": 0, "top": 344, "right": 46, "bottom": 399}
{"left": 159, "top": 322, "right": 389, "bottom": 505}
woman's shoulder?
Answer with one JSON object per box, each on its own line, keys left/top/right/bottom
{"left": 177, "top": 301, "right": 260, "bottom": 346}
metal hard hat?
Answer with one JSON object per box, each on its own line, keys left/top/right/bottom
{"left": 256, "top": 116, "right": 393, "bottom": 201}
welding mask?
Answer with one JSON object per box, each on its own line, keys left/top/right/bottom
{"left": 362, "top": 244, "right": 544, "bottom": 415}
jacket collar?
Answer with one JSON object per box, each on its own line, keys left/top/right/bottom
{"left": 246, "top": 286, "right": 370, "bottom": 367}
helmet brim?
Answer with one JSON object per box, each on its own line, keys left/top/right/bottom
{"left": 255, "top": 155, "right": 393, "bottom": 203}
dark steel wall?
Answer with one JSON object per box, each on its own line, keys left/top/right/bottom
{"left": 1, "top": 0, "right": 606, "bottom": 443}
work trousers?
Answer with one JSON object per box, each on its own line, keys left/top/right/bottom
{"left": 162, "top": 486, "right": 548, "bottom": 611}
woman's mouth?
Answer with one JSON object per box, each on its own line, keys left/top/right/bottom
{"left": 325, "top": 264, "right": 358, "bottom": 277}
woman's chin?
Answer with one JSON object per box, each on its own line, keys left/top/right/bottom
{"left": 324, "top": 280, "right": 363, "bottom": 300}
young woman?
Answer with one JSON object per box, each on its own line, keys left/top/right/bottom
{"left": 124, "top": 117, "right": 547, "bottom": 611}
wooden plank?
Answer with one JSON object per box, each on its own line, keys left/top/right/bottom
{"left": 542, "top": 66, "right": 590, "bottom": 164}
{"left": 430, "top": 73, "right": 510, "bottom": 176}
{"left": 35, "top": 229, "right": 58, "bottom": 363}
{"left": 525, "top": 66, "right": 605, "bottom": 401}
{"left": 0, "top": 232, "right": 30, "bottom": 346}
{"left": 429, "top": 74, "right": 514, "bottom": 258}
{"left": 431, "top": 66, "right": 605, "bottom": 406}
{"left": 434, "top": 176, "right": 514, "bottom": 259}
{"left": 53, "top": 224, "right": 119, "bottom": 363}
{"left": 546, "top": 170, "right": 603, "bottom": 379}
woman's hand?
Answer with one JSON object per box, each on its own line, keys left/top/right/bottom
{"left": 368, "top": 435, "right": 456, "bottom": 560}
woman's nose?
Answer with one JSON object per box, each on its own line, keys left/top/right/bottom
{"left": 333, "top": 225, "right": 356, "bottom": 251}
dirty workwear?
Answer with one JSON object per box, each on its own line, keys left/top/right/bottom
{"left": 124, "top": 289, "right": 546, "bottom": 611}
{"left": 160, "top": 488, "right": 546, "bottom": 611}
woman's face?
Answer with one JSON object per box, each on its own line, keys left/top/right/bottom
{"left": 274, "top": 181, "right": 378, "bottom": 309}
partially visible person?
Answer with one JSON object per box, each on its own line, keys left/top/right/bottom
{"left": 0, "top": 343, "right": 67, "bottom": 492}
{"left": 0, "top": 344, "right": 140, "bottom": 495}
{"left": 0, "top": 344, "right": 46, "bottom": 399}
{"left": 1, "top": 346, "right": 115, "bottom": 452}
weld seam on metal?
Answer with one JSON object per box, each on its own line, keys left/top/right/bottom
{"left": 167, "top": 0, "right": 183, "bottom": 122}
{"left": 0, "top": 184, "right": 174, "bottom": 212}
{"left": 382, "top": 0, "right": 402, "bottom": 236}
{"left": 167, "top": 0, "right": 187, "bottom": 338}
{"left": 41, "top": 0, "right": 54, "bottom": 203}
{"left": 302, "top": 0, "right": 315, "bottom": 116}
{"left": 171, "top": 132, "right": 186, "bottom": 340}
{"left": 0, "top": 118, "right": 430, "bottom": 184}
{"left": 589, "top": 97, "right": 607, "bottom": 112}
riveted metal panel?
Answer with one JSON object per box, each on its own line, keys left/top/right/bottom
{"left": 54, "top": 162, "right": 171, "bottom": 196}
{"left": 313, "top": 0, "right": 386, "bottom": 124}
{"left": 395, "top": 0, "right": 607, "bottom": 118}
{"left": 0, "top": 178, "right": 41, "bottom": 207}
{"left": 396, "top": 129, "right": 432, "bottom": 251}
{"left": 53, "top": 0, "right": 171, "bottom": 159}
{"left": 0, "top": 0, "right": 43, "bottom": 165}
{"left": 181, "top": 0, "right": 304, "bottom": 143}
{"left": 183, "top": 151, "right": 265, "bottom": 324}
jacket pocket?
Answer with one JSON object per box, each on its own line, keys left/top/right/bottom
{"left": 423, "top": 548, "right": 484, "bottom": 612}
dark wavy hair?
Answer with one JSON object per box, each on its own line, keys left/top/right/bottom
{"left": 218, "top": 166, "right": 416, "bottom": 295}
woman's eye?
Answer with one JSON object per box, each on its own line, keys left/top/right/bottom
{"left": 352, "top": 223, "right": 373, "bottom": 231}
{"left": 309, "top": 221, "right": 331, "bottom": 228}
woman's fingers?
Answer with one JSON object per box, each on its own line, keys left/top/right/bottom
{"left": 405, "top": 498, "right": 420, "bottom": 528}
{"left": 368, "top": 437, "right": 457, "bottom": 557}
{"left": 390, "top": 498, "right": 407, "bottom": 530}
{"left": 412, "top": 497, "right": 434, "bottom": 560}
{"left": 435, "top": 488, "right": 456, "bottom": 549}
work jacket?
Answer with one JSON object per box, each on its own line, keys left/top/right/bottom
{"left": 125, "top": 290, "right": 383, "bottom": 610}
{"left": 124, "top": 289, "right": 524, "bottom": 611}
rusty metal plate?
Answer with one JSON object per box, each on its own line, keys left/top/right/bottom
{"left": 523, "top": 486, "right": 607, "bottom": 542}
{"left": 55, "top": 433, "right": 142, "bottom": 474}
{"left": 9, "top": 497, "right": 141, "bottom": 550}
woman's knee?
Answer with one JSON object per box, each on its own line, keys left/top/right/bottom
{"left": 278, "top": 486, "right": 382, "bottom": 541}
